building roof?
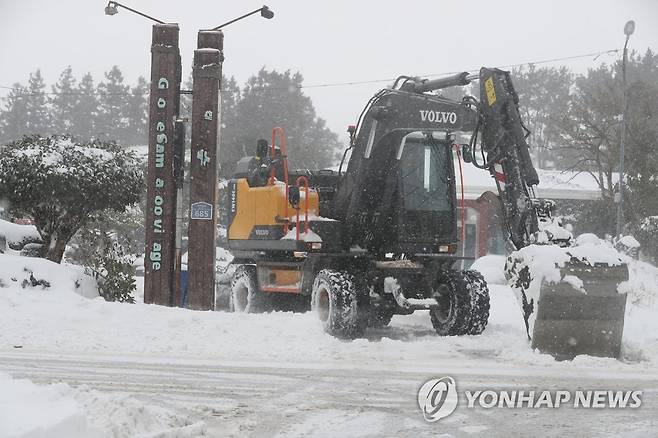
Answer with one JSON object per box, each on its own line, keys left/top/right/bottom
{"left": 454, "top": 160, "right": 618, "bottom": 201}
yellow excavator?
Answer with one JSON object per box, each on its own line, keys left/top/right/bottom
{"left": 223, "top": 68, "right": 629, "bottom": 359}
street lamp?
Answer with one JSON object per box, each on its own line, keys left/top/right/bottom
{"left": 615, "top": 19, "right": 635, "bottom": 237}
{"left": 104, "top": 1, "right": 166, "bottom": 24}
{"left": 210, "top": 5, "right": 274, "bottom": 30}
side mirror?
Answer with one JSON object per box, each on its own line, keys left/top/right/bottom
{"left": 461, "top": 144, "right": 473, "bottom": 163}
{"left": 288, "top": 186, "right": 300, "bottom": 207}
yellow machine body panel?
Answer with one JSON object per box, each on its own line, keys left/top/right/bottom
{"left": 228, "top": 178, "right": 320, "bottom": 241}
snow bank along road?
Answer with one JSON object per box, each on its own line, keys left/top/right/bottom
{"left": 1, "top": 281, "right": 658, "bottom": 437}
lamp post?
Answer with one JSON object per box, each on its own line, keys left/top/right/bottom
{"left": 615, "top": 20, "right": 635, "bottom": 237}
{"left": 210, "top": 6, "right": 274, "bottom": 30}
{"left": 104, "top": 1, "right": 166, "bottom": 24}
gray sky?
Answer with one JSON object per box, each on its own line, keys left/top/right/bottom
{"left": 1, "top": 0, "right": 657, "bottom": 144}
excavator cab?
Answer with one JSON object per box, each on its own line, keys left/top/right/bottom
{"left": 396, "top": 133, "right": 458, "bottom": 253}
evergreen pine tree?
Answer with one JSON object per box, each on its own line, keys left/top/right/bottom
{"left": 0, "top": 83, "right": 29, "bottom": 143}
{"left": 50, "top": 66, "right": 77, "bottom": 134}
{"left": 125, "top": 76, "right": 148, "bottom": 145}
{"left": 71, "top": 73, "right": 99, "bottom": 141}
{"left": 24, "top": 70, "right": 51, "bottom": 136}
{"left": 223, "top": 69, "right": 341, "bottom": 176}
{"left": 97, "top": 66, "right": 130, "bottom": 143}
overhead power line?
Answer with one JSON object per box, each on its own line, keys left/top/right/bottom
{"left": 301, "top": 48, "right": 621, "bottom": 89}
{"left": 0, "top": 48, "right": 621, "bottom": 98}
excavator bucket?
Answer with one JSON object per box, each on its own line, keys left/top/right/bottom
{"left": 506, "top": 248, "right": 630, "bottom": 360}
{"left": 531, "top": 261, "right": 629, "bottom": 360}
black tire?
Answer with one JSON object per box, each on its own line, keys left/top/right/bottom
{"left": 311, "top": 269, "right": 366, "bottom": 339}
{"left": 462, "top": 270, "right": 490, "bottom": 335}
{"left": 229, "top": 265, "right": 270, "bottom": 313}
{"left": 429, "top": 270, "right": 490, "bottom": 336}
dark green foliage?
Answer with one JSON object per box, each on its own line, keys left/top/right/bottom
{"left": 512, "top": 65, "right": 572, "bottom": 169}
{"left": 553, "top": 50, "right": 658, "bottom": 235}
{"left": 0, "top": 83, "right": 30, "bottom": 141}
{"left": 71, "top": 73, "right": 100, "bottom": 141}
{"left": 51, "top": 66, "right": 77, "bottom": 134}
{"left": 125, "top": 76, "right": 149, "bottom": 146}
{"left": 634, "top": 216, "right": 658, "bottom": 264}
{"left": 76, "top": 230, "right": 136, "bottom": 303}
{"left": 220, "top": 68, "right": 342, "bottom": 177}
{"left": 0, "top": 135, "right": 144, "bottom": 263}
{"left": 96, "top": 66, "right": 130, "bottom": 142}
{"left": 24, "top": 70, "right": 52, "bottom": 136}
{"left": 0, "top": 66, "right": 146, "bottom": 145}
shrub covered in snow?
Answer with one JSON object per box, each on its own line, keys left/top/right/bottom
{"left": 635, "top": 216, "right": 658, "bottom": 264}
{"left": 0, "top": 135, "right": 143, "bottom": 263}
{"left": 93, "top": 252, "right": 137, "bottom": 304}
{"left": 73, "top": 231, "right": 137, "bottom": 303}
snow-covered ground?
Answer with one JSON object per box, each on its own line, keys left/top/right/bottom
{"left": 1, "top": 251, "right": 657, "bottom": 437}
{"left": 0, "top": 371, "right": 205, "bottom": 438}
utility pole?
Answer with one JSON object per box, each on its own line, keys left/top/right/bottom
{"left": 615, "top": 20, "right": 635, "bottom": 237}
{"left": 143, "top": 24, "right": 181, "bottom": 305}
{"left": 187, "top": 39, "right": 222, "bottom": 310}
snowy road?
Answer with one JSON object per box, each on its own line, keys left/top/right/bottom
{"left": 2, "top": 348, "right": 657, "bottom": 437}
{"left": 2, "top": 266, "right": 658, "bottom": 437}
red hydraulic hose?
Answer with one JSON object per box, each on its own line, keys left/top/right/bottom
{"left": 454, "top": 144, "right": 466, "bottom": 242}
{"left": 271, "top": 127, "right": 290, "bottom": 234}
{"left": 295, "top": 176, "right": 310, "bottom": 241}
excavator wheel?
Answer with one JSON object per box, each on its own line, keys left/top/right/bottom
{"left": 429, "top": 270, "right": 490, "bottom": 336}
{"left": 229, "top": 265, "right": 270, "bottom": 313}
{"left": 311, "top": 269, "right": 366, "bottom": 339}
{"left": 461, "top": 270, "right": 491, "bottom": 335}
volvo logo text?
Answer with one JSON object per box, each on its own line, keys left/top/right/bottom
{"left": 419, "top": 110, "right": 457, "bottom": 124}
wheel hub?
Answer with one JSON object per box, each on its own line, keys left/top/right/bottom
{"left": 317, "top": 287, "right": 330, "bottom": 322}
{"left": 433, "top": 284, "right": 453, "bottom": 323}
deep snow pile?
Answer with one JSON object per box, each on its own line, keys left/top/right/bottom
{"left": 0, "top": 372, "right": 205, "bottom": 438}
{"left": 0, "top": 253, "right": 97, "bottom": 298}
{"left": 0, "top": 219, "right": 41, "bottom": 253}
{"left": 470, "top": 255, "right": 507, "bottom": 284}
